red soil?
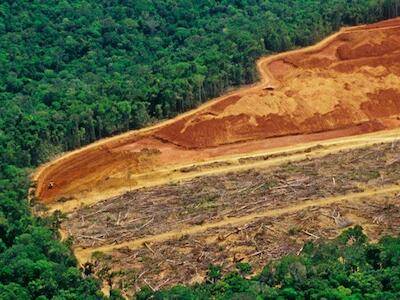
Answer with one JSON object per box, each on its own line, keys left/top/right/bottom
{"left": 362, "top": 89, "right": 400, "bottom": 118}
{"left": 34, "top": 18, "right": 400, "bottom": 205}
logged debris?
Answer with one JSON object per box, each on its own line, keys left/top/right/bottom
{"left": 62, "top": 139, "right": 400, "bottom": 297}
{"left": 84, "top": 192, "right": 400, "bottom": 297}
{"left": 64, "top": 141, "right": 400, "bottom": 248}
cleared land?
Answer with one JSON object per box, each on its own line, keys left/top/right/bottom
{"left": 66, "top": 141, "right": 400, "bottom": 250}
{"left": 60, "top": 140, "right": 400, "bottom": 296}
{"left": 34, "top": 18, "right": 400, "bottom": 206}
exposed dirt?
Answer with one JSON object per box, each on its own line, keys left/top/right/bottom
{"left": 59, "top": 140, "right": 400, "bottom": 297}
{"left": 29, "top": 18, "right": 400, "bottom": 298}
{"left": 33, "top": 18, "right": 400, "bottom": 206}
{"left": 40, "top": 129, "right": 400, "bottom": 213}
{"left": 64, "top": 141, "right": 400, "bottom": 249}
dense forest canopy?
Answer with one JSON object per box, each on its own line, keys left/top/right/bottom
{"left": 0, "top": 0, "right": 399, "bottom": 298}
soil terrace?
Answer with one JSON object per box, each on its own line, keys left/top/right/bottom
{"left": 34, "top": 18, "right": 400, "bottom": 208}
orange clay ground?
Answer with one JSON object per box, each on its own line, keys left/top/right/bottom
{"left": 34, "top": 18, "right": 400, "bottom": 210}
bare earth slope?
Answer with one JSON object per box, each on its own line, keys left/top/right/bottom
{"left": 34, "top": 18, "right": 400, "bottom": 206}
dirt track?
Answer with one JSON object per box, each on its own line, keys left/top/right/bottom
{"left": 33, "top": 17, "right": 400, "bottom": 207}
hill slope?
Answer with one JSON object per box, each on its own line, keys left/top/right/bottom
{"left": 35, "top": 18, "right": 400, "bottom": 207}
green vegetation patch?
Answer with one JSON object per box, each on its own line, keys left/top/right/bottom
{"left": 138, "top": 226, "right": 400, "bottom": 299}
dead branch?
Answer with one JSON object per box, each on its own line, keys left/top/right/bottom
{"left": 373, "top": 215, "right": 385, "bottom": 224}
{"left": 77, "top": 235, "right": 106, "bottom": 241}
{"left": 116, "top": 212, "right": 121, "bottom": 226}
{"left": 121, "top": 216, "right": 147, "bottom": 226}
{"left": 251, "top": 183, "right": 267, "bottom": 193}
{"left": 84, "top": 202, "right": 115, "bottom": 218}
{"left": 222, "top": 224, "right": 250, "bottom": 240}
{"left": 265, "top": 225, "right": 279, "bottom": 234}
{"left": 330, "top": 209, "right": 353, "bottom": 228}
{"left": 236, "top": 184, "right": 254, "bottom": 193}
{"left": 386, "top": 156, "right": 400, "bottom": 166}
{"left": 248, "top": 250, "right": 264, "bottom": 257}
{"left": 127, "top": 253, "right": 139, "bottom": 260}
{"left": 197, "top": 252, "right": 205, "bottom": 262}
{"left": 301, "top": 230, "right": 320, "bottom": 239}
{"left": 139, "top": 216, "right": 154, "bottom": 229}
{"left": 155, "top": 278, "right": 171, "bottom": 290}
{"left": 296, "top": 245, "right": 304, "bottom": 256}
{"left": 143, "top": 279, "right": 156, "bottom": 292}
{"left": 136, "top": 270, "right": 147, "bottom": 282}
{"left": 144, "top": 242, "right": 156, "bottom": 254}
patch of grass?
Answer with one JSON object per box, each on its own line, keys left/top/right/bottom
{"left": 365, "top": 170, "right": 380, "bottom": 180}
{"left": 189, "top": 194, "right": 220, "bottom": 212}
{"left": 288, "top": 227, "right": 301, "bottom": 236}
{"left": 92, "top": 251, "right": 112, "bottom": 261}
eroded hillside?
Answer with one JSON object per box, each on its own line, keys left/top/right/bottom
{"left": 36, "top": 19, "right": 400, "bottom": 207}
{"left": 34, "top": 18, "right": 400, "bottom": 207}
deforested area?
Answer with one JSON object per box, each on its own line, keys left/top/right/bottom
{"left": 59, "top": 140, "right": 400, "bottom": 296}
{"left": 64, "top": 141, "right": 400, "bottom": 248}
{"left": 88, "top": 192, "right": 400, "bottom": 296}
{"left": 35, "top": 16, "right": 400, "bottom": 205}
